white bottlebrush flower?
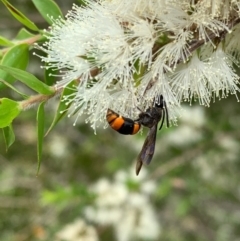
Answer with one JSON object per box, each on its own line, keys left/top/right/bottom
{"left": 37, "top": 0, "right": 240, "bottom": 131}
{"left": 114, "top": 168, "right": 157, "bottom": 195}
{"left": 189, "top": 2, "right": 230, "bottom": 44}
{"left": 179, "top": 106, "right": 205, "bottom": 127}
{"left": 171, "top": 45, "right": 239, "bottom": 106}
{"left": 166, "top": 123, "right": 203, "bottom": 146}
{"left": 171, "top": 53, "right": 212, "bottom": 106}
{"left": 166, "top": 105, "right": 205, "bottom": 146}
{"left": 114, "top": 193, "right": 161, "bottom": 241}
{"left": 206, "top": 46, "right": 239, "bottom": 100}
{"left": 226, "top": 24, "right": 240, "bottom": 60}
{"left": 83, "top": 168, "right": 160, "bottom": 241}
{"left": 84, "top": 178, "right": 128, "bottom": 225}
{"left": 55, "top": 219, "right": 98, "bottom": 241}
{"left": 103, "top": 0, "right": 166, "bottom": 18}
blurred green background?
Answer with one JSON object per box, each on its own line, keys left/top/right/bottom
{"left": 1, "top": 1, "right": 240, "bottom": 241}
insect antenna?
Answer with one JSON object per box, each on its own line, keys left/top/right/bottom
{"left": 164, "top": 100, "right": 170, "bottom": 127}
{"left": 158, "top": 108, "right": 165, "bottom": 130}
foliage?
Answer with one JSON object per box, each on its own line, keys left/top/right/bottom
{"left": 0, "top": 1, "right": 240, "bottom": 241}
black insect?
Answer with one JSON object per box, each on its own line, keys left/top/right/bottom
{"left": 106, "top": 95, "right": 169, "bottom": 175}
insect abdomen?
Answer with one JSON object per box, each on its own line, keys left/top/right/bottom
{"left": 106, "top": 109, "right": 140, "bottom": 135}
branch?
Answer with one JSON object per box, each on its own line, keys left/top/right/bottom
{"left": 19, "top": 69, "right": 100, "bottom": 110}
{"left": 20, "top": 86, "right": 61, "bottom": 110}
{"left": 1, "top": 35, "right": 42, "bottom": 55}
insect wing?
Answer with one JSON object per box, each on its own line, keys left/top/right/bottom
{"left": 140, "top": 124, "right": 157, "bottom": 164}
{"left": 136, "top": 124, "right": 158, "bottom": 175}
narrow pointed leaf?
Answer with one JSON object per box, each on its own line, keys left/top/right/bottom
{"left": 0, "top": 78, "right": 29, "bottom": 98}
{"left": 2, "top": 0, "right": 39, "bottom": 31}
{"left": 2, "top": 124, "right": 15, "bottom": 150}
{"left": 36, "top": 102, "right": 45, "bottom": 175}
{"left": 0, "top": 43, "right": 29, "bottom": 89}
{"left": 0, "top": 36, "right": 14, "bottom": 47}
{"left": 0, "top": 65, "right": 54, "bottom": 94}
{"left": 32, "top": 0, "right": 63, "bottom": 25}
{"left": 77, "top": 0, "right": 87, "bottom": 7}
{"left": 0, "top": 98, "right": 21, "bottom": 128}
{"left": 15, "top": 28, "right": 35, "bottom": 40}
{"left": 45, "top": 81, "right": 76, "bottom": 136}
{"left": 44, "top": 63, "right": 57, "bottom": 85}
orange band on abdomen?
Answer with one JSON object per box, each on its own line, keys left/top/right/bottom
{"left": 132, "top": 123, "right": 141, "bottom": 134}
{"left": 110, "top": 117, "right": 124, "bottom": 130}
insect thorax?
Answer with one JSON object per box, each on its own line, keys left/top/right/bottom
{"left": 138, "top": 107, "right": 162, "bottom": 128}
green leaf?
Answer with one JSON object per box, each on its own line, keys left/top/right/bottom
{"left": 1, "top": 0, "right": 39, "bottom": 31}
{"left": 0, "top": 78, "right": 29, "bottom": 98}
{"left": 0, "top": 36, "right": 14, "bottom": 47}
{"left": 176, "top": 199, "right": 192, "bottom": 217}
{"left": 0, "top": 43, "right": 29, "bottom": 89}
{"left": 2, "top": 124, "right": 15, "bottom": 150}
{"left": 14, "top": 28, "right": 46, "bottom": 43}
{"left": 32, "top": 0, "right": 63, "bottom": 25}
{"left": 45, "top": 81, "right": 76, "bottom": 136}
{"left": 0, "top": 65, "right": 54, "bottom": 95}
{"left": 0, "top": 98, "right": 21, "bottom": 128}
{"left": 36, "top": 102, "right": 45, "bottom": 175}
{"left": 133, "top": 59, "right": 147, "bottom": 86}
{"left": 14, "top": 28, "right": 35, "bottom": 40}
{"left": 77, "top": 0, "right": 87, "bottom": 6}
{"left": 44, "top": 63, "right": 57, "bottom": 85}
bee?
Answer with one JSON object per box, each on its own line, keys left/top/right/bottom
{"left": 106, "top": 95, "right": 169, "bottom": 175}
